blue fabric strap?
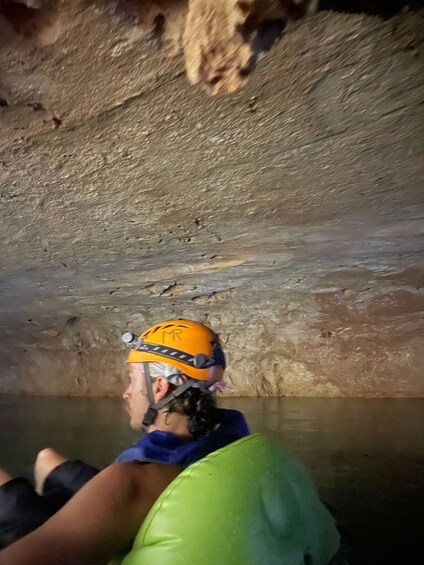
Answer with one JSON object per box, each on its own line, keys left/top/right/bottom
{"left": 114, "top": 409, "right": 249, "bottom": 468}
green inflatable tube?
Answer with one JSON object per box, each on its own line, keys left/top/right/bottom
{"left": 121, "top": 434, "right": 340, "bottom": 565}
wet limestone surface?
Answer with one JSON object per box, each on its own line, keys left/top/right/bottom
{"left": 0, "top": 3, "right": 423, "bottom": 396}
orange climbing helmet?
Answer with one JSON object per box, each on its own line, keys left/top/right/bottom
{"left": 122, "top": 320, "right": 227, "bottom": 429}
{"left": 122, "top": 319, "right": 226, "bottom": 381}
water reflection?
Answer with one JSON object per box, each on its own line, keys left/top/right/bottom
{"left": 0, "top": 395, "right": 422, "bottom": 564}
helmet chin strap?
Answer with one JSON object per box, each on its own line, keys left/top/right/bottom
{"left": 142, "top": 362, "right": 157, "bottom": 430}
{"left": 141, "top": 362, "right": 195, "bottom": 431}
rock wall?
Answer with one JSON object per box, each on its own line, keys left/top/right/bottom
{"left": 0, "top": 1, "right": 423, "bottom": 396}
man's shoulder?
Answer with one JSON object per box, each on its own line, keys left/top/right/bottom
{"left": 104, "top": 462, "right": 181, "bottom": 491}
{"left": 100, "top": 461, "right": 181, "bottom": 513}
{"left": 95, "top": 462, "right": 144, "bottom": 500}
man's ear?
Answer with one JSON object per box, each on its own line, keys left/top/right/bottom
{"left": 153, "top": 376, "right": 170, "bottom": 403}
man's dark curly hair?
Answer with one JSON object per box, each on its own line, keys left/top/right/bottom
{"left": 165, "top": 385, "right": 220, "bottom": 438}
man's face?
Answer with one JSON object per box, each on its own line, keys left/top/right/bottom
{"left": 122, "top": 363, "right": 150, "bottom": 430}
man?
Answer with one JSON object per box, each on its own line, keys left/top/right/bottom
{"left": 0, "top": 319, "right": 249, "bottom": 563}
{"left": 0, "top": 319, "right": 340, "bottom": 565}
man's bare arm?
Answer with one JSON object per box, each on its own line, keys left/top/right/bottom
{"left": 0, "top": 461, "right": 180, "bottom": 565}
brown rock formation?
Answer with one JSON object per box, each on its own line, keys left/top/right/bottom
{"left": 0, "top": 1, "right": 423, "bottom": 396}
{"left": 183, "top": 0, "right": 318, "bottom": 94}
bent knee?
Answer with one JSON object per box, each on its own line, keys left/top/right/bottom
{"left": 35, "top": 448, "right": 66, "bottom": 470}
{"left": 34, "top": 448, "right": 66, "bottom": 494}
{"left": 36, "top": 448, "right": 58, "bottom": 462}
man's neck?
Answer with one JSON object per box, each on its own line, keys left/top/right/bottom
{"left": 149, "top": 411, "right": 191, "bottom": 439}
